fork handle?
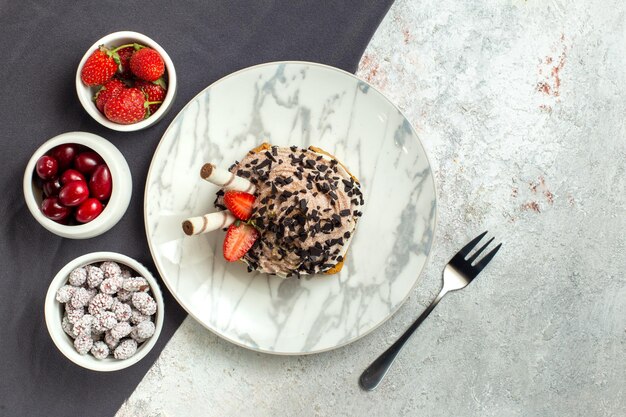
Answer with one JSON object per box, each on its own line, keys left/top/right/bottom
{"left": 359, "top": 288, "right": 447, "bottom": 391}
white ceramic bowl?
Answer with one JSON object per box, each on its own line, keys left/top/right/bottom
{"left": 23, "top": 131, "right": 132, "bottom": 239}
{"left": 75, "top": 31, "right": 177, "bottom": 131}
{"left": 44, "top": 252, "right": 165, "bottom": 372}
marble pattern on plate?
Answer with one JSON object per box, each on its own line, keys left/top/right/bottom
{"left": 145, "top": 62, "right": 436, "bottom": 353}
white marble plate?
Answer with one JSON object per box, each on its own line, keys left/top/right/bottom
{"left": 144, "top": 62, "right": 436, "bottom": 354}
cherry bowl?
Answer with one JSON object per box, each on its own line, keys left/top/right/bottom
{"left": 44, "top": 252, "right": 164, "bottom": 372}
{"left": 75, "top": 31, "right": 177, "bottom": 132}
{"left": 23, "top": 131, "right": 132, "bottom": 239}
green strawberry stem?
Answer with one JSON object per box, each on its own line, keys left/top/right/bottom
{"left": 111, "top": 43, "right": 136, "bottom": 53}
{"left": 247, "top": 219, "right": 261, "bottom": 232}
{"left": 143, "top": 100, "right": 164, "bottom": 118}
{"left": 153, "top": 77, "right": 167, "bottom": 89}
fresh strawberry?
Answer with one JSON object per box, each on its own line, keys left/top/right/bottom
{"left": 116, "top": 46, "right": 135, "bottom": 79}
{"left": 223, "top": 222, "right": 259, "bottom": 262}
{"left": 130, "top": 47, "right": 165, "bottom": 81}
{"left": 80, "top": 46, "right": 119, "bottom": 86}
{"left": 224, "top": 191, "right": 256, "bottom": 221}
{"left": 135, "top": 79, "right": 167, "bottom": 114}
{"left": 103, "top": 87, "right": 148, "bottom": 124}
{"left": 94, "top": 79, "right": 125, "bottom": 113}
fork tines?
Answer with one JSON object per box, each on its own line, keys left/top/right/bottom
{"left": 454, "top": 231, "right": 502, "bottom": 273}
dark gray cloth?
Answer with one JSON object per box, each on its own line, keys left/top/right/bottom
{"left": 0, "top": 1, "right": 393, "bottom": 416}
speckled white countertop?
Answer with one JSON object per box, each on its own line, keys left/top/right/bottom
{"left": 117, "top": 0, "right": 626, "bottom": 415}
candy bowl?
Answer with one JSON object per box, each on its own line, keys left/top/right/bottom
{"left": 44, "top": 252, "right": 164, "bottom": 372}
{"left": 23, "top": 131, "right": 132, "bottom": 239}
{"left": 75, "top": 31, "right": 177, "bottom": 132}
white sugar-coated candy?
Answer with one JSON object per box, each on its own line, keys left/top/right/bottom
{"left": 94, "top": 311, "right": 117, "bottom": 332}
{"left": 130, "top": 327, "right": 146, "bottom": 343}
{"left": 116, "top": 289, "right": 132, "bottom": 302}
{"left": 112, "top": 300, "right": 132, "bottom": 322}
{"left": 91, "top": 341, "right": 109, "bottom": 359}
{"left": 74, "top": 334, "right": 93, "bottom": 355}
{"left": 132, "top": 292, "right": 157, "bottom": 316}
{"left": 120, "top": 268, "right": 132, "bottom": 279}
{"left": 100, "top": 276, "right": 123, "bottom": 295}
{"left": 88, "top": 293, "right": 113, "bottom": 316}
{"left": 71, "top": 314, "right": 95, "bottom": 337}
{"left": 130, "top": 309, "right": 150, "bottom": 325}
{"left": 110, "top": 321, "right": 132, "bottom": 339}
{"left": 65, "top": 301, "right": 79, "bottom": 312}
{"left": 55, "top": 285, "right": 77, "bottom": 303}
{"left": 122, "top": 277, "right": 149, "bottom": 292}
{"left": 86, "top": 288, "right": 98, "bottom": 302}
{"left": 113, "top": 339, "right": 137, "bottom": 360}
{"left": 70, "top": 287, "right": 91, "bottom": 309}
{"left": 135, "top": 320, "right": 155, "bottom": 339}
{"left": 66, "top": 308, "right": 84, "bottom": 324}
{"left": 104, "top": 331, "right": 120, "bottom": 350}
{"left": 100, "top": 261, "right": 122, "bottom": 279}
{"left": 68, "top": 267, "right": 87, "bottom": 286}
{"left": 86, "top": 265, "right": 104, "bottom": 288}
{"left": 62, "top": 315, "right": 74, "bottom": 337}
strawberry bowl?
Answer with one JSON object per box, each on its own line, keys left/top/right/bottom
{"left": 75, "top": 31, "right": 177, "bottom": 132}
{"left": 23, "top": 131, "right": 132, "bottom": 239}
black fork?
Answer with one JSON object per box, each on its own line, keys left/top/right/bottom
{"left": 359, "top": 231, "right": 502, "bottom": 391}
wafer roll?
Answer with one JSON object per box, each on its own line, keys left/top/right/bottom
{"left": 200, "top": 163, "right": 256, "bottom": 194}
{"left": 182, "top": 211, "right": 236, "bottom": 236}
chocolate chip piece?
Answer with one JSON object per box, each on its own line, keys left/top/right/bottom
{"left": 309, "top": 246, "right": 322, "bottom": 257}
{"left": 265, "top": 151, "right": 277, "bottom": 162}
{"left": 256, "top": 159, "right": 271, "bottom": 170}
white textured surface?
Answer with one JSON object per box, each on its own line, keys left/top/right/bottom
{"left": 118, "top": 0, "right": 626, "bottom": 415}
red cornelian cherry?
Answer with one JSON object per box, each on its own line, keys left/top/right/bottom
{"left": 36, "top": 155, "right": 58, "bottom": 180}
{"left": 58, "top": 181, "right": 89, "bottom": 207}
{"left": 75, "top": 198, "right": 103, "bottom": 223}
{"left": 43, "top": 178, "right": 63, "bottom": 197}
{"left": 74, "top": 151, "right": 104, "bottom": 175}
{"left": 89, "top": 165, "right": 112, "bottom": 201}
{"left": 51, "top": 144, "right": 79, "bottom": 170}
{"left": 41, "top": 197, "right": 71, "bottom": 221}
{"left": 60, "top": 169, "right": 86, "bottom": 185}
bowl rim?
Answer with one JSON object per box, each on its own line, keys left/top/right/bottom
{"left": 75, "top": 30, "right": 177, "bottom": 132}
{"left": 44, "top": 251, "right": 165, "bottom": 372}
{"left": 22, "top": 131, "right": 132, "bottom": 239}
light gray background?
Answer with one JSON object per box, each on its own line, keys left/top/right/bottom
{"left": 118, "top": 0, "right": 626, "bottom": 415}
